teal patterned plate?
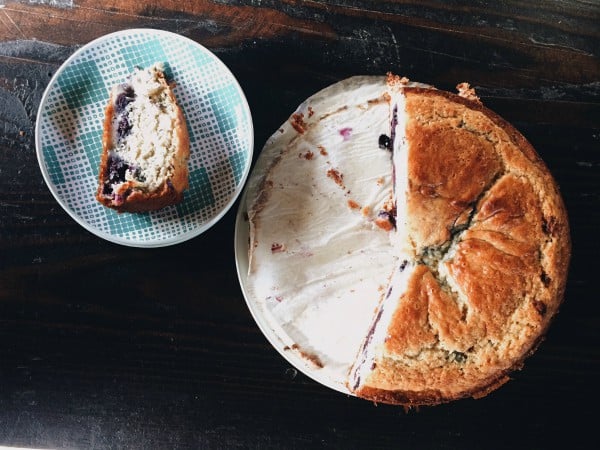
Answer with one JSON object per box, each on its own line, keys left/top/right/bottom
{"left": 36, "top": 29, "right": 253, "bottom": 247}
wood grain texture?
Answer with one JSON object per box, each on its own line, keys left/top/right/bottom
{"left": 0, "top": 0, "right": 598, "bottom": 448}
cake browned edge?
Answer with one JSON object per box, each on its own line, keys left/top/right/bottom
{"left": 348, "top": 86, "right": 571, "bottom": 407}
{"left": 95, "top": 72, "right": 190, "bottom": 213}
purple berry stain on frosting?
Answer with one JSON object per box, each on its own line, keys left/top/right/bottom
{"left": 339, "top": 127, "right": 352, "bottom": 141}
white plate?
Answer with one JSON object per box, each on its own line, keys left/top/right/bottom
{"left": 36, "top": 28, "right": 253, "bottom": 247}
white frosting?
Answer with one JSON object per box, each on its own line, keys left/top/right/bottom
{"left": 246, "top": 77, "right": 396, "bottom": 382}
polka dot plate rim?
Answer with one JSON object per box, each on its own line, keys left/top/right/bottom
{"left": 35, "top": 28, "right": 254, "bottom": 247}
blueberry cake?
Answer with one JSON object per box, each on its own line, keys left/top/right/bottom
{"left": 245, "top": 74, "right": 570, "bottom": 406}
{"left": 96, "top": 63, "right": 190, "bottom": 213}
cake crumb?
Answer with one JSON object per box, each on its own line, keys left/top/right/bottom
{"left": 318, "top": 145, "right": 328, "bottom": 156}
{"left": 327, "top": 168, "right": 344, "bottom": 188}
{"left": 308, "top": 106, "right": 315, "bottom": 117}
{"left": 300, "top": 151, "right": 314, "bottom": 160}
{"left": 288, "top": 344, "right": 324, "bottom": 368}
{"left": 348, "top": 199, "right": 361, "bottom": 210}
{"left": 382, "top": 196, "right": 395, "bottom": 212}
{"left": 456, "top": 82, "right": 481, "bottom": 103}
{"left": 290, "top": 112, "right": 306, "bottom": 134}
{"left": 375, "top": 217, "right": 394, "bottom": 231}
{"left": 386, "top": 72, "right": 410, "bottom": 88}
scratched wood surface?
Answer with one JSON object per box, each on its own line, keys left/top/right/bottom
{"left": 0, "top": 1, "right": 598, "bottom": 448}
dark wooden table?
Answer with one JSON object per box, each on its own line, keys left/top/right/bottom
{"left": 1, "top": 1, "right": 598, "bottom": 448}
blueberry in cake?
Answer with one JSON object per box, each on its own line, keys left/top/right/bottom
{"left": 96, "top": 63, "right": 190, "bottom": 213}
{"left": 245, "top": 74, "right": 570, "bottom": 406}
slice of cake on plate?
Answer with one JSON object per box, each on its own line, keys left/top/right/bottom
{"left": 96, "top": 63, "right": 190, "bottom": 213}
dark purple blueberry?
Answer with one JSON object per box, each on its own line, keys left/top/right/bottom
{"left": 116, "top": 115, "right": 132, "bottom": 139}
{"left": 133, "top": 166, "right": 145, "bottom": 183}
{"left": 102, "top": 154, "right": 136, "bottom": 197}
{"left": 114, "top": 86, "right": 134, "bottom": 141}
{"left": 379, "top": 134, "right": 392, "bottom": 150}
{"left": 107, "top": 154, "right": 130, "bottom": 185}
{"left": 115, "top": 86, "right": 135, "bottom": 114}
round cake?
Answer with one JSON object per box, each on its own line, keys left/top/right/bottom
{"left": 244, "top": 74, "right": 570, "bottom": 405}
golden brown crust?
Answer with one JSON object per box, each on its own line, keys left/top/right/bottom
{"left": 355, "top": 373, "right": 511, "bottom": 407}
{"left": 383, "top": 265, "right": 438, "bottom": 356}
{"left": 96, "top": 99, "right": 116, "bottom": 205}
{"left": 95, "top": 73, "right": 190, "bottom": 213}
{"left": 167, "top": 87, "right": 191, "bottom": 194}
{"left": 99, "top": 179, "right": 184, "bottom": 213}
{"left": 353, "top": 86, "right": 571, "bottom": 406}
{"left": 405, "top": 115, "right": 503, "bottom": 249}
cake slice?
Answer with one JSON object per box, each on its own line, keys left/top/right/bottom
{"left": 96, "top": 63, "right": 190, "bottom": 213}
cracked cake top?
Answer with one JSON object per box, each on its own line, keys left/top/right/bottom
{"left": 351, "top": 86, "right": 570, "bottom": 405}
